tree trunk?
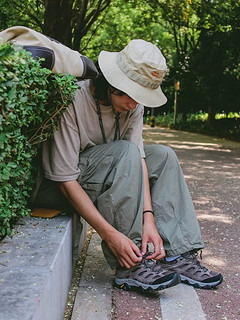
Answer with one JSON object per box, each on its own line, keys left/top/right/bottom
{"left": 207, "top": 106, "right": 215, "bottom": 128}
{"left": 43, "top": 0, "right": 111, "bottom": 51}
{"left": 72, "top": 0, "right": 112, "bottom": 51}
{"left": 43, "top": 0, "right": 74, "bottom": 47}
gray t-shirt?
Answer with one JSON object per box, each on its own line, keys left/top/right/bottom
{"left": 41, "top": 80, "right": 145, "bottom": 183}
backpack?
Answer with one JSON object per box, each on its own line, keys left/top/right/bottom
{"left": 0, "top": 26, "right": 98, "bottom": 79}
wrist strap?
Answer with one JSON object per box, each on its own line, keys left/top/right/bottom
{"left": 143, "top": 210, "right": 154, "bottom": 215}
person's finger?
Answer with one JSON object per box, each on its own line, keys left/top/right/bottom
{"left": 147, "top": 252, "right": 157, "bottom": 259}
{"left": 154, "top": 254, "right": 165, "bottom": 260}
{"left": 118, "top": 260, "right": 124, "bottom": 267}
{"left": 121, "top": 259, "right": 132, "bottom": 269}
{"left": 141, "top": 238, "right": 148, "bottom": 256}
{"left": 122, "top": 253, "right": 139, "bottom": 269}
{"left": 152, "top": 247, "right": 166, "bottom": 260}
{"left": 126, "top": 247, "right": 142, "bottom": 267}
{"left": 145, "top": 238, "right": 160, "bottom": 259}
{"left": 117, "top": 252, "right": 134, "bottom": 268}
{"left": 118, "top": 245, "right": 142, "bottom": 269}
{"left": 131, "top": 242, "right": 142, "bottom": 257}
{"left": 155, "top": 250, "right": 166, "bottom": 260}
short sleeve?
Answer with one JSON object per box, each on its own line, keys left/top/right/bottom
{"left": 42, "top": 104, "right": 81, "bottom": 182}
{"left": 123, "top": 105, "right": 145, "bottom": 158}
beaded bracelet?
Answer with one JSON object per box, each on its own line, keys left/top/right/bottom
{"left": 143, "top": 210, "right": 154, "bottom": 215}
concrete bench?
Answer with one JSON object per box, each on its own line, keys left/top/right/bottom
{"left": 0, "top": 212, "right": 88, "bottom": 320}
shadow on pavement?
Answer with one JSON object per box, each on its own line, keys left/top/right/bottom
{"left": 143, "top": 126, "right": 240, "bottom": 320}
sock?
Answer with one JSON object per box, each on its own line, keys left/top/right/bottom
{"left": 165, "top": 255, "right": 180, "bottom": 262}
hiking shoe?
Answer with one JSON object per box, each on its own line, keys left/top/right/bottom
{"left": 115, "top": 255, "right": 180, "bottom": 292}
{"left": 157, "top": 251, "right": 223, "bottom": 289}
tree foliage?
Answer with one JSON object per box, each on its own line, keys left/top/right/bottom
{"left": 147, "top": 0, "right": 240, "bottom": 122}
{"left": 0, "top": 0, "right": 239, "bottom": 235}
{"left": 0, "top": 0, "right": 113, "bottom": 49}
{"left": 0, "top": 0, "right": 239, "bottom": 119}
{"left": 0, "top": 43, "right": 78, "bottom": 238}
{"left": 43, "top": 0, "right": 113, "bottom": 49}
{"left": 0, "top": 0, "right": 44, "bottom": 31}
{"left": 82, "top": 0, "right": 173, "bottom": 59}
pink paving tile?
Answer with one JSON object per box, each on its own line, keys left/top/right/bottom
{"left": 112, "top": 287, "right": 162, "bottom": 320}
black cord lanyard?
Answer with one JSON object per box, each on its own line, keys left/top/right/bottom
{"left": 95, "top": 99, "right": 120, "bottom": 144}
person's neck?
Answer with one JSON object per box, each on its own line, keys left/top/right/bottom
{"left": 89, "top": 80, "right": 111, "bottom": 106}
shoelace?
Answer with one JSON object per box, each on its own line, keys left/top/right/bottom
{"left": 141, "top": 252, "right": 164, "bottom": 273}
{"left": 183, "top": 251, "right": 208, "bottom": 271}
{"left": 141, "top": 252, "right": 154, "bottom": 267}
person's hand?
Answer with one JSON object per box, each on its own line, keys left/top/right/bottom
{"left": 141, "top": 213, "right": 166, "bottom": 260}
{"left": 104, "top": 230, "right": 142, "bottom": 269}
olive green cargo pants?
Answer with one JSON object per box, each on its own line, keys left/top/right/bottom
{"left": 76, "top": 141, "right": 204, "bottom": 268}
{"left": 34, "top": 141, "right": 204, "bottom": 268}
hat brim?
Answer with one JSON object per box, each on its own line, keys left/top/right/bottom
{"left": 98, "top": 51, "right": 167, "bottom": 108}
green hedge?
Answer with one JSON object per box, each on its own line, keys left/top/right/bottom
{"left": 0, "top": 43, "right": 78, "bottom": 239}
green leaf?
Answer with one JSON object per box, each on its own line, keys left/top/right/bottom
{"left": 7, "top": 162, "right": 17, "bottom": 169}
{"left": 0, "top": 42, "right": 79, "bottom": 238}
{"left": 1, "top": 168, "right": 9, "bottom": 180}
{"left": 20, "top": 96, "right": 28, "bottom": 103}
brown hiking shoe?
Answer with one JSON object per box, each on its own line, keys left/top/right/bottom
{"left": 115, "top": 254, "right": 180, "bottom": 292}
{"left": 157, "top": 251, "right": 223, "bottom": 289}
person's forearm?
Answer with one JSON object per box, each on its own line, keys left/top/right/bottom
{"left": 141, "top": 159, "right": 155, "bottom": 224}
{"left": 58, "top": 180, "right": 142, "bottom": 268}
{"left": 141, "top": 159, "right": 165, "bottom": 259}
{"left": 57, "top": 180, "right": 116, "bottom": 241}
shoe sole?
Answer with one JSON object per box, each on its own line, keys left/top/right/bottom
{"left": 115, "top": 273, "right": 181, "bottom": 292}
{"left": 180, "top": 274, "right": 223, "bottom": 289}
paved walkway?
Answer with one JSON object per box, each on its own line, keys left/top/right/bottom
{"left": 70, "top": 126, "right": 240, "bottom": 320}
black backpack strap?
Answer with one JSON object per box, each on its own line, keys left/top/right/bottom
{"left": 23, "top": 45, "right": 98, "bottom": 79}
{"left": 23, "top": 45, "right": 55, "bottom": 70}
{"left": 80, "top": 55, "right": 99, "bottom": 79}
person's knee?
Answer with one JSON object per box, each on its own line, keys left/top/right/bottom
{"left": 160, "top": 145, "right": 177, "bottom": 160}
{"left": 145, "top": 145, "right": 180, "bottom": 175}
{"left": 145, "top": 145, "right": 177, "bottom": 161}
{"left": 113, "top": 140, "right": 133, "bottom": 151}
{"left": 113, "top": 140, "right": 140, "bottom": 158}
{"left": 114, "top": 141, "right": 142, "bottom": 172}
{"left": 126, "top": 142, "right": 142, "bottom": 166}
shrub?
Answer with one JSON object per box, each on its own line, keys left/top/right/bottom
{"left": 144, "top": 113, "right": 182, "bottom": 127}
{"left": 0, "top": 42, "right": 78, "bottom": 239}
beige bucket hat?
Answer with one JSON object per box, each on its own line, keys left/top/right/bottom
{"left": 98, "top": 39, "right": 168, "bottom": 107}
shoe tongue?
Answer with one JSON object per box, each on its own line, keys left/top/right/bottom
{"left": 182, "top": 251, "right": 197, "bottom": 260}
{"left": 182, "top": 251, "right": 191, "bottom": 258}
{"left": 145, "top": 259, "right": 155, "bottom": 267}
{"left": 182, "top": 251, "right": 207, "bottom": 270}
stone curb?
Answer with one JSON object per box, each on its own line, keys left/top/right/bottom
{"left": 0, "top": 214, "right": 88, "bottom": 320}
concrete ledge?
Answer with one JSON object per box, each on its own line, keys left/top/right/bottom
{"left": 0, "top": 214, "right": 88, "bottom": 320}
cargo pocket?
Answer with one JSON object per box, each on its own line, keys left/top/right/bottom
{"left": 77, "top": 155, "right": 115, "bottom": 202}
